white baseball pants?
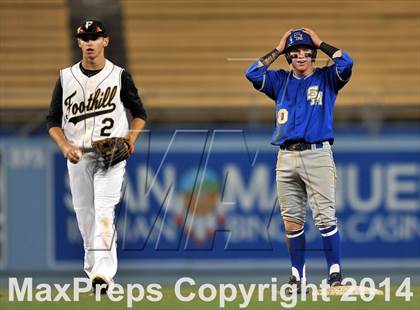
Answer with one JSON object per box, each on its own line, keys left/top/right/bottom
{"left": 67, "top": 153, "right": 126, "bottom": 283}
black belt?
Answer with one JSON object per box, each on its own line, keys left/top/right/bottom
{"left": 280, "top": 141, "right": 326, "bottom": 151}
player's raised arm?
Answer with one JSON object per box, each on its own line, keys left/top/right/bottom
{"left": 326, "top": 46, "right": 353, "bottom": 87}
{"left": 302, "top": 27, "right": 353, "bottom": 90}
{"left": 245, "top": 29, "right": 292, "bottom": 100}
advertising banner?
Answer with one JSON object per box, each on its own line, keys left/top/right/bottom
{"left": 51, "top": 131, "right": 420, "bottom": 267}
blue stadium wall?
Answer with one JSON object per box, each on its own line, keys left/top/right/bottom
{"left": 0, "top": 127, "right": 419, "bottom": 272}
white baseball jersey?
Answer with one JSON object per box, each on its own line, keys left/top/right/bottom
{"left": 60, "top": 60, "right": 129, "bottom": 148}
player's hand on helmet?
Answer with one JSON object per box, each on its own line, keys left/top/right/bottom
{"left": 276, "top": 29, "right": 293, "bottom": 54}
{"left": 301, "top": 28, "right": 322, "bottom": 48}
{"left": 61, "top": 142, "right": 82, "bottom": 164}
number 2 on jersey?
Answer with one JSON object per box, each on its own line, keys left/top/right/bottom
{"left": 277, "top": 109, "right": 288, "bottom": 125}
{"left": 100, "top": 118, "right": 114, "bottom": 136}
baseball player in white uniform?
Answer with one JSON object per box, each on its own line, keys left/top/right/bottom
{"left": 46, "top": 20, "right": 147, "bottom": 293}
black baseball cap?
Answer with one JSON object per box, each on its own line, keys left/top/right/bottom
{"left": 75, "top": 20, "right": 108, "bottom": 39}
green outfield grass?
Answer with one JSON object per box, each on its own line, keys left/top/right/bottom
{"left": 1, "top": 287, "right": 419, "bottom": 310}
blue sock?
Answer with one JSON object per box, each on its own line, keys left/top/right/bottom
{"left": 285, "top": 227, "right": 306, "bottom": 281}
{"left": 319, "top": 225, "right": 341, "bottom": 275}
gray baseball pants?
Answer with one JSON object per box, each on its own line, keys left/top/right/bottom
{"left": 276, "top": 142, "right": 338, "bottom": 228}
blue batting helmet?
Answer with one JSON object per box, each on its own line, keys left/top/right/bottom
{"left": 284, "top": 29, "right": 317, "bottom": 63}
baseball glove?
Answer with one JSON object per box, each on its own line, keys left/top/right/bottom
{"left": 92, "top": 137, "right": 130, "bottom": 169}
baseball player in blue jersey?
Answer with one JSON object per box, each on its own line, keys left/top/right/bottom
{"left": 245, "top": 28, "right": 353, "bottom": 292}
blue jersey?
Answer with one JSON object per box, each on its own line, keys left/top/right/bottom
{"left": 245, "top": 51, "right": 353, "bottom": 145}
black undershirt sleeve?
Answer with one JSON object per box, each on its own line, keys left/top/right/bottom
{"left": 120, "top": 70, "right": 147, "bottom": 121}
{"left": 320, "top": 42, "right": 340, "bottom": 58}
{"left": 46, "top": 77, "right": 63, "bottom": 130}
